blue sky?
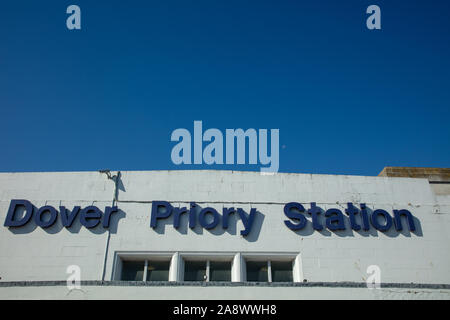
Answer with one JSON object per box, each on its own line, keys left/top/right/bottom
{"left": 0, "top": 0, "right": 449, "bottom": 176}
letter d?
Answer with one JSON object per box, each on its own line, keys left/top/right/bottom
{"left": 4, "top": 199, "right": 33, "bottom": 227}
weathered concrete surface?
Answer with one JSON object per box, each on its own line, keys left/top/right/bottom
{"left": 0, "top": 283, "right": 449, "bottom": 300}
{"left": 378, "top": 166, "right": 450, "bottom": 203}
{"left": 378, "top": 166, "right": 450, "bottom": 182}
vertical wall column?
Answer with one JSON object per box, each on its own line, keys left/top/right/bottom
{"left": 232, "top": 253, "right": 244, "bottom": 282}
{"left": 169, "top": 252, "right": 180, "bottom": 282}
{"left": 206, "top": 260, "right": 211, "bottom": 281}
{"left": 267, "top": 260, "right": 273, "bottom": 282}
{"left": 293, "top": 253, "right": 303, "bottom": 283}
{"left": 143, "top": 260, "right": 148, "bottom": 281}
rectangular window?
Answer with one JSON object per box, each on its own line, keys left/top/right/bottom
{"left": 245, "top": 260, "right": 294, "bottom": 282}
{"left": 115, "top": 252, "right": 299, "bottom": 283}
{"left": 271, "top": 261, "right": 293, "bottom": 282}
{"left": 246, "top": 261, "right": 269, "bottom": 282}
{"left": 209, "top": 261, "right": 231, "bottom": 282}
{"left": 121, "top": 261, "right": 145, "bottom": 281}
{"left": 184, "top": 260, "right": 207, "bottom": 281}
{"left": 146, "top": 260, "right": 170, "bottom": 281}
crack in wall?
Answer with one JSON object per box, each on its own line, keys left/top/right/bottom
{"left": 100, "top": 171, "right": 121, "bottom": 281}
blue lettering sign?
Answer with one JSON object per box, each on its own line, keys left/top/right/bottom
{"left": 3, "top": 199, "right": 118, "bottom": 229}
{"left": 150, "top": 201, "right": 256, "bottom": 236}
{"left": 283, "top": 202, "right": 416, "bottom": 233}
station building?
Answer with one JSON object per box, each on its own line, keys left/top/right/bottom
{"left": 0, "top": 167, "right": 449, "bottom": 299}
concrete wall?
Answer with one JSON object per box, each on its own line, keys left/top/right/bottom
{"left": 1, "top": 283, "right": 450, "bottom": 300}
{"left": 0, "top": 170, "right": 449, "bottom": 299}
{"left": 0, "top": 172, "right": 114, "bottom": 281}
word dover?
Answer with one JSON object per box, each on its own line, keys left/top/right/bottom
{"left": 4, "top": 199, "right": 119, "bottom": 229}
{"left": 170, "top": 121, "right": 279, "bottom": 172}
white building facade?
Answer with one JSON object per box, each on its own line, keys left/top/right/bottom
{"left": 0, "top": 169, "right": 449, "bottom": 299}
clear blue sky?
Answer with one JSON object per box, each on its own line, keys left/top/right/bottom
{"left": 1, "top": 0, "right": 449, "bottom": 176}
